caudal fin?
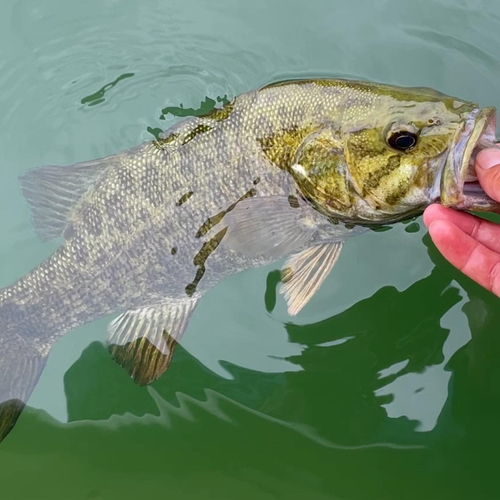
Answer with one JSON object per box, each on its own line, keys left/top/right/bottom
{"left": 0, "top": 319, "right": 48, "bottom": 443}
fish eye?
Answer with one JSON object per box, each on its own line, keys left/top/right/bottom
{"left": 387, "top": 131, "right": 418, "bottom": 152}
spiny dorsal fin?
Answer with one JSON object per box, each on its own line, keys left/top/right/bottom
{"left": 280, "top": 242, "right": 343, "bottom": 315}
{"left": 221, "top": 196, "right": 318, "bottom": 258}
{"left": 107, "top": 298, "right": 198, "bottom": 386}
{"left": 19, "top": 157, "right": 117, "bottom": 241}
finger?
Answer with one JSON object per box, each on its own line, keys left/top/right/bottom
{"left": 428, "top": 219, "right": 500, "bottom": 296}
{"left": 423, "top": 204, "right": 500, "bottom": 254}
{"left": 476, "top": 148, "right": 500, "bottom": 202}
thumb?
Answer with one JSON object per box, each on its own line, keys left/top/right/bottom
{"left": 476, "top": 148, "right": 500, "bottom": 203}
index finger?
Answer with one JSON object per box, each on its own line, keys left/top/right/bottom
{"left": 424, "top": 204, "right": 500, "bottom": 254}
{"left": 428, "top": 219, "right": 500, "bottom": 296}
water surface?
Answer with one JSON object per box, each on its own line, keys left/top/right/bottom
{"left": 1, "top": 0, "right": 500, "bottom": 498}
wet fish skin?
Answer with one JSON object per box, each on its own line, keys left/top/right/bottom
{"left": 0, "top": 78, "right": 496, "bottom": 443}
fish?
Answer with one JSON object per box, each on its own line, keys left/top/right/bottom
{"left": 0, "top": 78, "right": 498, "bottom": 442}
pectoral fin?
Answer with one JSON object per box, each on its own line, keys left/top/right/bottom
{"left": 280, "top": 242, "right": 343, "bottom": 315}
{"left": 107, "top": 298, "right": 197, "bottom": 385}
{"left": 19, "top": 156, "right": 118, "bottom": 241}
{"left": 221, "top": 196, "right": 318, "bottom": 258}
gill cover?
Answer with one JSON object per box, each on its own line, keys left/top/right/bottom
{"left": 290, "top": 128, "right": 352, "bottom": 212}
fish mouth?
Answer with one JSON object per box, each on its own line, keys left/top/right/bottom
{"left": 441, "top": 106, "right": 500, "bottom": 211}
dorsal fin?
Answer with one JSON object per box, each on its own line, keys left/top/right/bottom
{"left": 19, "top": 157, "right": 117, "bottom": 241}
{"left": 107, "top": 298, "right": 198, "bottom": 385}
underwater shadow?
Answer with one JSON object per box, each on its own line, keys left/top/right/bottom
{"left": 255, "top": 233, "right": 461, "bottom": 444}
{"left": 61, "top": 234, "right": 462, "bottom": 443}
{"left": 59, "top": 229, "right": 500, "bottom": 450}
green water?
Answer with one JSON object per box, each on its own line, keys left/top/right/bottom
{"left": 1, "top": 0, "right": 500, "bottom": 498}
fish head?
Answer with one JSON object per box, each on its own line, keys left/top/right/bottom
{"left": 292, "top": 81, "right": 499, "bottom": 224}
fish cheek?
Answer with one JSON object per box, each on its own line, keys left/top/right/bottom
{"left": 416, "top": 131, "right": 454, "bottom": 160}
{"left": 404, "top": 131, "right": 455, "bottom": 193}
{"left": 345, "top": 128, "right": 396, "bottom": 202}
{"left": 345, "top": 128, "right": 430, "bottom": 210}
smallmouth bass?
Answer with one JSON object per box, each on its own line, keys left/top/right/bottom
{"left": 0, "top": 78, "right": 498, "bottom": 442}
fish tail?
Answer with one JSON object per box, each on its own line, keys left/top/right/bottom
{"left": 0, "top": 289, "right": 50, "bottom": 443}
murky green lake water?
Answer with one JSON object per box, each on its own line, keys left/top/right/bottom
{"left": 1, "top": 0, "right": 500, "bottom": 498}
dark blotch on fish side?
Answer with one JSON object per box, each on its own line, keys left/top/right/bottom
{"left": 171, "top": 247, "right": 178, "bottom": 255}
{"left": 253, "top": 177, "right": 261, "bottom": 185}
{"left": 185, "top": 268, "right": 205, "bottom": 297}
{"left": 187, "top": 186, "right": 258, "bottom": 293}
{"left": 196, "top": 212, "right": 225, "bottom": 239}
{"left": 153, "top": 133, "right": 179, "bottom": 151}
{"left": 193, "top": 229, "right": 228, "bottom": 268}
{"left": 287, "top": 195, "right": 300, "bottom": 209}
{"left": 182, "top": 124, "right": 212, "bottom": 146}
{"left": 176, "top": 191, "right": 194, "bottom": 206}
{"left": 185, "top": 228, "right": 228, "bottom": 297}
{"left": 345, "top": 223, "right": 355, "bottom": 229}
{"left": 196, "top": 187, "right": 257, "bottom": 238}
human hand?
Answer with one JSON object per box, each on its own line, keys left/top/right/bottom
{"left": 423, "top": 149, "right": 500, "bottom": 296}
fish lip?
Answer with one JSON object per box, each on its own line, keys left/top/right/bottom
{"left": 441, "top": 106, "right": 500, "bottom": 211}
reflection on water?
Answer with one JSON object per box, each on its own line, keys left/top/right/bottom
{"left": 81, "top": 73, "right": 136, "bottom": 107}
{"left": 278, "top": 248, "right": 460, "bottom": 442}
{"left": 54, "top": 235, "right": 473, "bottom": 445}
{"left": 2, "top": 0, "right": 500, "bottom": 498}
{"left": 3, "top": 232, "right": 500, "bottom": 499}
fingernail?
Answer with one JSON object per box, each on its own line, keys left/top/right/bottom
{"left": 477, "top": 148, "right": 500, "bottom": 170}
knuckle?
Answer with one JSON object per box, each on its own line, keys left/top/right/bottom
{"left": 462, "top": 243, "right": 480, "bottom": 274}
{"left": 489, "top": 261, "right": 500, "bottom": 296}
{"left": 469, "top": 219, "right": 482, "bottom": 240}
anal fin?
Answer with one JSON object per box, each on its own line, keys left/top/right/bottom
{"left": 107, "top": 298, "right": 197, "bottom": 385}
{"left": 280, "top": 242, "right": 343, "bottom": 315}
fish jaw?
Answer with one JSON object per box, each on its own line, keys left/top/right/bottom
{"left": 440, "top": 106, "right": 500, "bottom": 212}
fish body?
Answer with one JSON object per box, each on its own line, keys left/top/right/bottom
{"left": 0, "top": 78, "right": 498, "bottom": 441}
